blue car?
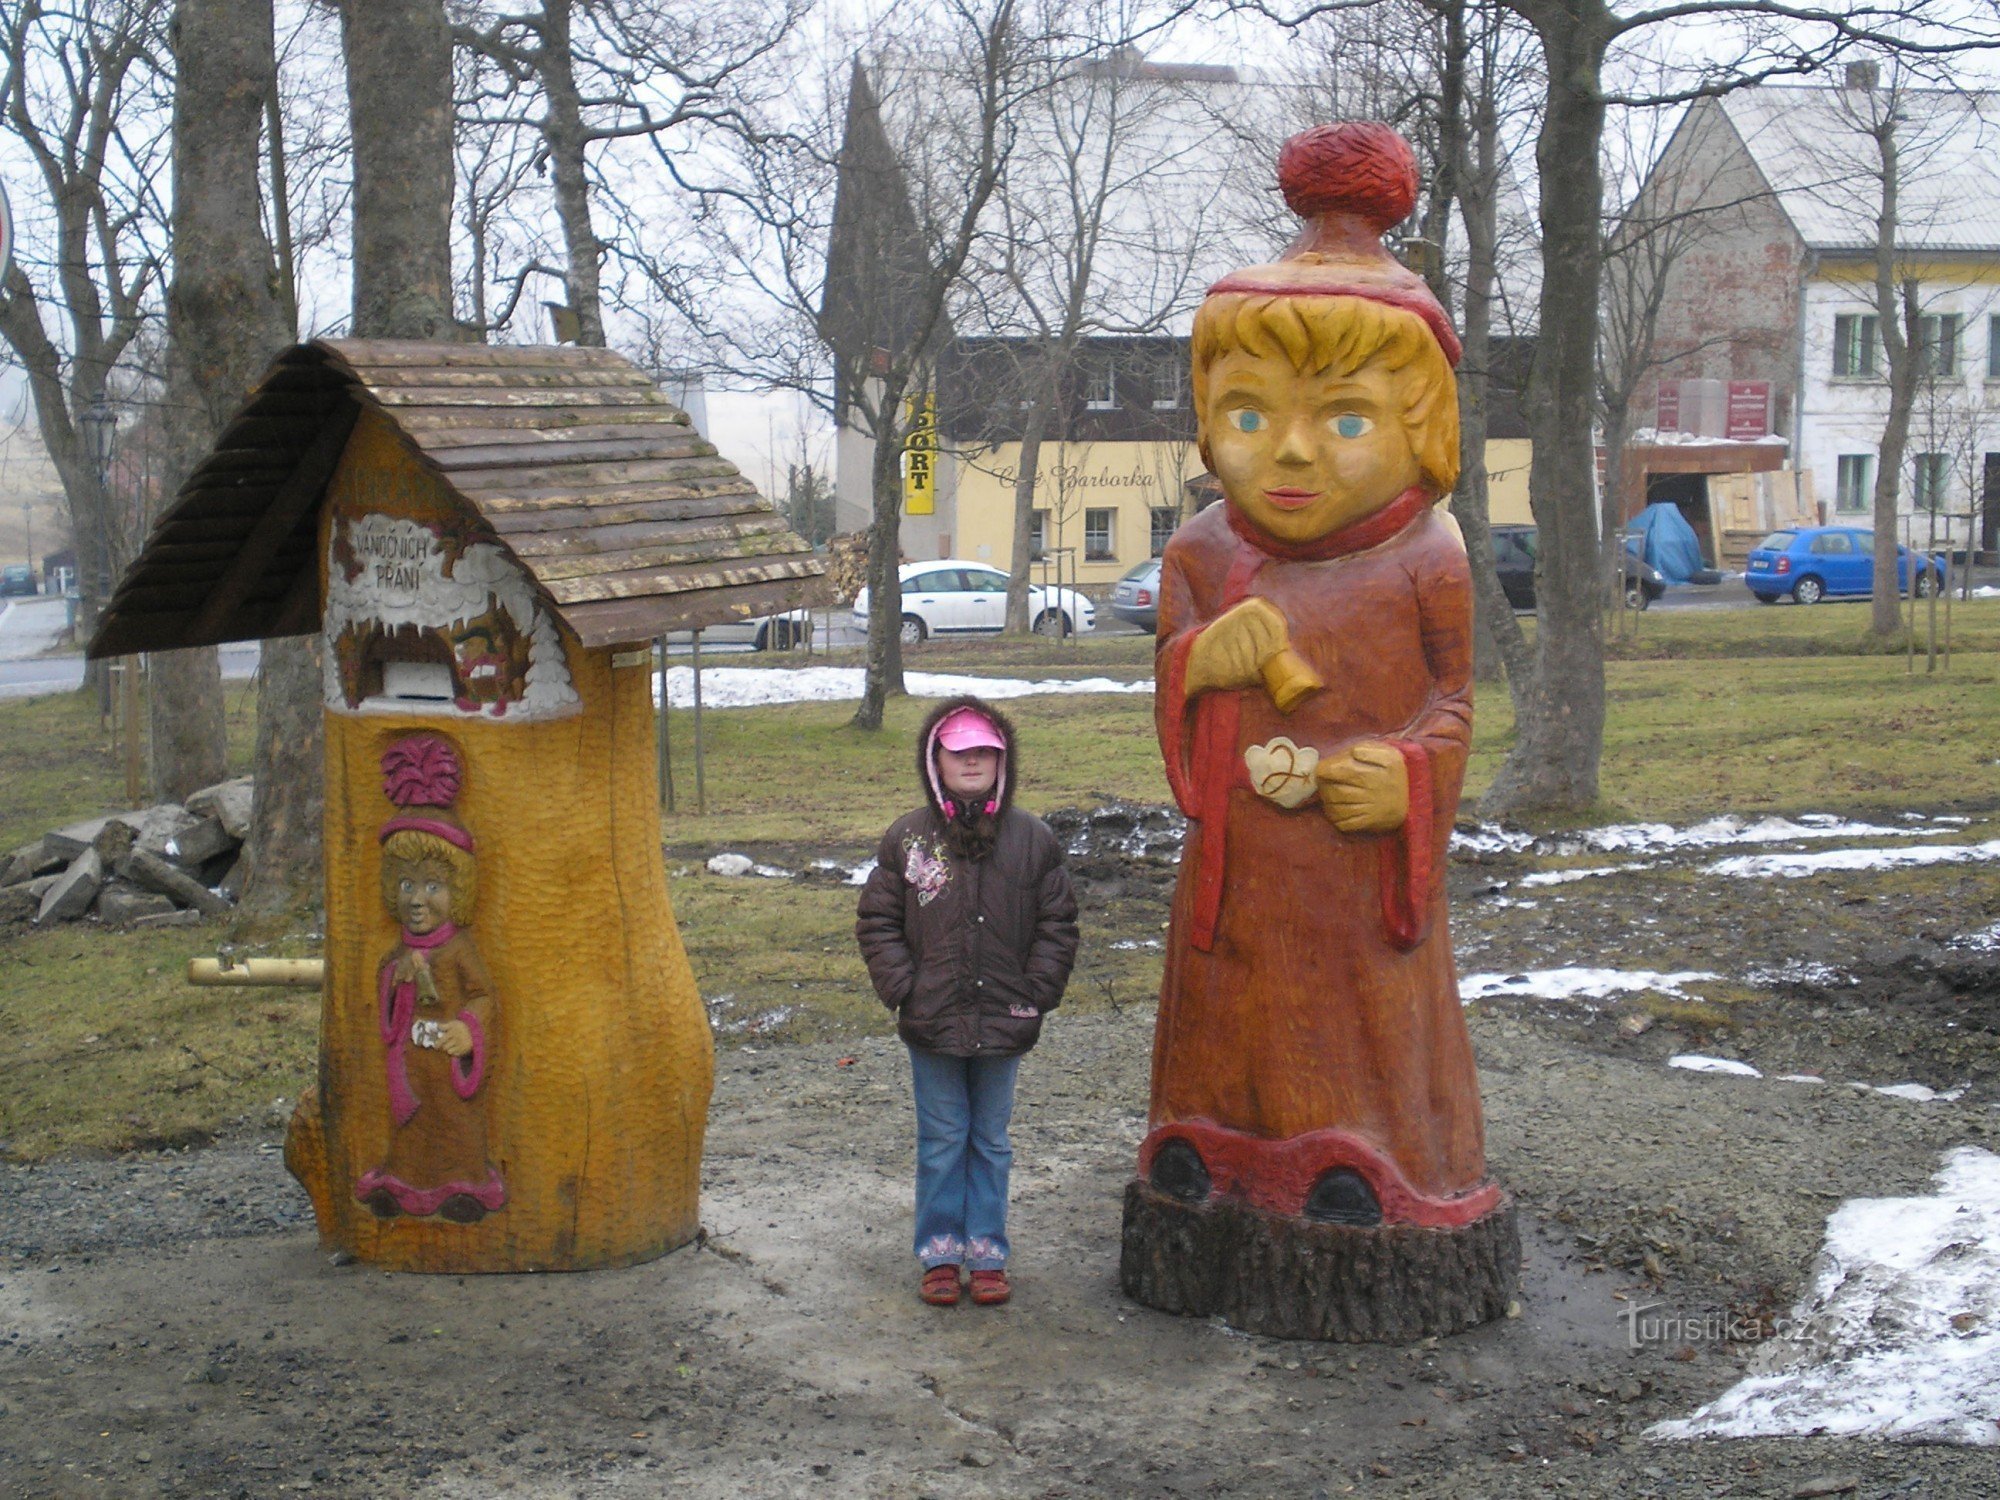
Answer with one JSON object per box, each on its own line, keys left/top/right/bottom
{"left": 1745, "top": 526, "right": 1944, "bottom": 605}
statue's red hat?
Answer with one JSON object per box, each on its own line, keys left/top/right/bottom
{"left": 1207, "top": 122, "right": 1462, "bottom": 368}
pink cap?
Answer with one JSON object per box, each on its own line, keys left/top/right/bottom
{"left": 934, "top": 707, "right": 1005, "bottom": 753}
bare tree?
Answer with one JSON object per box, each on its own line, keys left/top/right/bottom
{"left": 144, "top": 0, "right": 293, "bottom": 801}
{"left": 452, "top": 0, "right": 806, "bottom": 347}
{"left": 0, "top": 0, "right": 170, "bottom": 648}
{"left": 964, "top": 41, "right": 1239, "bottom": 631}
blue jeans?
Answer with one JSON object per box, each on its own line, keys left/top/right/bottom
{"left": 907, "top": 1047, "right": 1020, "bottom": 1270}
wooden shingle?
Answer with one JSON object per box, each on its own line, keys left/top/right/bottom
{"left": 89, "top": 340, "right": 827, "bottom": 658}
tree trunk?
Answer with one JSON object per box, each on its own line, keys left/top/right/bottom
{"left": 538, "top": 0, "right": 606, "bottom": 348}
{"left": 1450, "top": 91, "right": 1530, "bottom": 706}
{"left": 1482, "top": 4, "right": 1609, "bottom": 818}
{"left": 1870, "top": 120, "right": 1916, "bottom": 639}
{"left": 343, "top": 0, "right": 457, "bottom": 341}
{"left": 854, "top": 377, "right": 911, "bottom": 731}
{"left": 155, "top": 0, "right": 294, "bottom": 801}
{"left": 1005, "top": 391, "right": 1055, "bottom": 634}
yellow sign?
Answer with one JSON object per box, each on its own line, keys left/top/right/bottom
{"left": 903, "top": 393, "right": 936, "bottom": 515}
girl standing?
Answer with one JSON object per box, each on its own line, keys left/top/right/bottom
{"left": 857, "top": 697, "right": 1079, "bottom": 1306}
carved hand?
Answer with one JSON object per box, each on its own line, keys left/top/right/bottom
{"left": 1315, "top": 742, "right": 1410, "bottom": 834}
{"left": 438, "top": 1020, "right": 475, "bottom": 1058}
{"left": 1185, "top": 598, "right": 1291, "bottom": 696}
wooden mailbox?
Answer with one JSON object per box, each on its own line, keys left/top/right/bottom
{"left": 91, "top": 340, "right": 826, "bottom": 1272}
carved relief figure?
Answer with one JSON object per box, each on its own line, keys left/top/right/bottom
{"left": 355, "top": 734, "right": 507, "bottom": 1224}
{"left": 1124, "top": 124, "right": 1515, "bottom": 1337}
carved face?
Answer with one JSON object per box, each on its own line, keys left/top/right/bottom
{"left": 1203, "top": 352, "right": 1421, "bottom": 544}
{"left": 390, "top": 858, "right": 454, "bottom": 935}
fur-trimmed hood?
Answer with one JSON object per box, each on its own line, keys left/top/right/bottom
{"left": 916, "top": 695, "right": 1019, "bottom": 820}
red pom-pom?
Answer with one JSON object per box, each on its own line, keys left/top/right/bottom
{"left": 382, "top": 734, "right": 464, "bottom": 809}
{"left": 1277, "top": 123, "right": 1419, "bottom": 232}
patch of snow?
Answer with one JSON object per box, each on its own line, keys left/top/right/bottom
{"left": 1950, "top": 921, "right": 2000, "bottom": 952}
{"left": 1778, "top": 1074, "right": 1828, "bottom": 1084}
{"left": 655, "top": 666, "right": 1151, "bottom": 710}
{"left": 845, "top": 859, "right": 877, "bottom": 886}
{"left": 1452, "top": 823, "right": 1538, "bottom": 855}
{"left": 1519, "top": 864, "right": 1651, "bottom": 888}
{"left": 1455, "top": 813, "right": 1923, "bottom": 862}
{"left": 705, "top": 852, "right": 793, "bottom": 879}
{"left": 1650, "top": 1146, "right": 2000, "bottom": 1447}
{"left": 1460, "top": 968, "right": 1719, "bottom": 1005}
{"left": 1708, "top": 839, "right": 2000, "bottom": 879}
{"left": 1669, "top": 1054, "right": 1763, "bottom": 1077}
{"left": 1869, "top": 1083, "right": 1967, "bottom": 1104}
{"left": 1111, "top": 938, "right": 1163, "bottom": 950}
{"left": 1744, "top": 960, "right": 1856, "bottom": 988}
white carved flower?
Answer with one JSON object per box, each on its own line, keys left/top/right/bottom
{"left": 1244, "top": 736, "right": 1320, "bottom": 808}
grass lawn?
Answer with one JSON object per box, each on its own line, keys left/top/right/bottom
{"left": 4, "top": 603, "right": 2000, "bottom": 1160}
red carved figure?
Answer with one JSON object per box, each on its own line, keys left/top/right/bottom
{"left": 356, "top": 734, "right": 506, "bottom": 1224}
{"left": 1122, "top": 123, "right": 1516, "bottom": 1340}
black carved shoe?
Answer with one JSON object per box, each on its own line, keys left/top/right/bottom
{"left": 1150, "top": 1140, "right": 1212, "bottom": 1204}
{"left": 362, "top": 1188, "right": 403, "bottom": 1220}
{"left": 438, "top": 1194, "right": 487, "bottom": 1225}
{"left": 1303, "top": 1169, "right": 1382, "bottom": 1226}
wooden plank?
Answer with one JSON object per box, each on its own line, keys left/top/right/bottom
{"left": 484, "top": 492, "right": 771, "bottom": 534}
{"left": 422, "top": 434, "right": 719, "bottom": 471}
{"left": 504, "top": 513, "right": 794, "bottom": 559}
{"left": 190, "top": 405, "right": 357, "bottom": 644}
{"left": 440, "top": 454, "right": 743, "bottom": 493}
{"left": 390, "top": 405, "right": 689, "bottom": 435}
{"left": 349, "top": 365, "right": 657, "bottom": 392}
{"left": 403, "top": 419, "right": 694, "bottom": 453}
{"left": 461, "top": 469, "right": 752, "bottom": 511}
{"left": 326, "top": 339, "right": 633, "bottom": 370}
{"left": 541, "top": 553, "right": 824, "bottom": 607}
{"left": 562, "top": 575, "right": 836, "bottom": 649}
{"left": 368, "top": 385, "right": 669, "bottom": 409}
{"left": 528, "top": 532, "right": 814, "bottom": 584}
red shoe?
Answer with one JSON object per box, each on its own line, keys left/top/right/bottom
{"left": 920, "top": 1265, "right": 962, "bottom": 1306}
{"left": 968, "top": 1269, "right": 1010, "bottom": 1305}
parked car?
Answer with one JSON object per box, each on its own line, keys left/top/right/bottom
{"left": 1490, "top": 525, "right": 1666, "bottom": 611}
{"left": 0, "top": 565, "right": 35, "bottom": 598}
{"left": 1745, "top": 527, "right": 1944, "bottom": 605}
{"left": 1110, "top": 558, "right": 1162, "bottom": 632}
{"left": 666, "top": 608, "right": 812, "bottom": 651}
{"left": 853, "top": 560, "right": 1095, "bottom": 644}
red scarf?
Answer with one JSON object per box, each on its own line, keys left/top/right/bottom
{"left": 1169, "top": 487, "right": 1435, "bottom": 951}
{"left": 380, "top": 923, "right": 460, "bottom": 1125}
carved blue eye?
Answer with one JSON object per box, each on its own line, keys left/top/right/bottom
{"left": 1333, "top": 413, "right": 1372, "bottom": 439}
{"left": 1230, "top": 409, "right": 1264, "bottom": 433}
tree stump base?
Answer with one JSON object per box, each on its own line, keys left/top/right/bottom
{"left": 1119, "top": 1180, "right": 1520, "bottom": 1342}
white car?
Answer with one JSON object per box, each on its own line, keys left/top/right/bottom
{"left": 852, "top": 560, "right": 1096, "bottom": 644}
{"left": 664, "top": 609, "right": 813, "bottom": 652}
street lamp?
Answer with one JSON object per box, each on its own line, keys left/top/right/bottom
{"left": 80, "top": 397, "right": 118, "bottom": 485}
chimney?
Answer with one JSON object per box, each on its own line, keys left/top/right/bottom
{"left": 1845, "top": 60, "right": 1880, "bottom": 92}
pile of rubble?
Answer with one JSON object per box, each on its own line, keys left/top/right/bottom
{"left": 0, "top": 777, "right": 252, "bottom": 930}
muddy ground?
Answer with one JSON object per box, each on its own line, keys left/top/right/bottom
{"left": 4, "top": 806, "right": 2000, "bottom": 1499}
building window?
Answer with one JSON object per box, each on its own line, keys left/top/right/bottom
{"left": 1151, "top": 357, "right": 1186, "bottom": 410}
{"left": 1989, "top": 314, "right": 2000, "bottom": 379}
{"left": 1149, "top": 506, "right": 1179, "bottom": 556}
{"left": 1833, "top": 313, "right": 1878, "bottom": 378}
{"left": 1913, "top": 452, "right": 1949, "bottom": 511}
{"left": 1028, "top": 509, "right": 1047, "bottom": 560}
{"left": 1084, "top": 507, "right": 1115, "bottom": 559}
{"left": 1084, "top": 360, "right": 1117, "bottom": 410}
{"left": 1835, "top": 454, "right": 1873, "bottom": 512}
{"left": 1917, "top": 314, "right": 1962, "bottom": 377}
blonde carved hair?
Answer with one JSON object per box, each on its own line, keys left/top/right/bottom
{"left": 1191, "top": 293, "right": 1460, "bottom": 497}
{"left": 380, "top": 829, "right": 478, "bottom": 924}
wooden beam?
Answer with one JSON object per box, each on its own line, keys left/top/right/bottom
{"left": 185, "top": 403, "right": 358, "bottom": 643}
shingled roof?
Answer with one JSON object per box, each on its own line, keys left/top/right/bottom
{"left": 89, "top": 339, "right": 827, "bottom": 658}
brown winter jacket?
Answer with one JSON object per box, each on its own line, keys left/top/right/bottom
{"left": 855, "top": 698, "right": 1080, "bottom": 1057}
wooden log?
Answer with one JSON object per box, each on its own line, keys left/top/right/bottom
{"left": 1118, "top": 1180, "right": 1519, "bottom": 1343}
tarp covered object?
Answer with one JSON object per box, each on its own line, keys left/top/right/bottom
{"left": 1629, "top": 501, "right": 1706, "bottom": 584}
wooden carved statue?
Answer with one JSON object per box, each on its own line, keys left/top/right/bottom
{"left": 1119, "top": 123, "right": 1519, "bottom": 1340}
{"left": 356, "top": 735, "right": 505, "bottom": 1224}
